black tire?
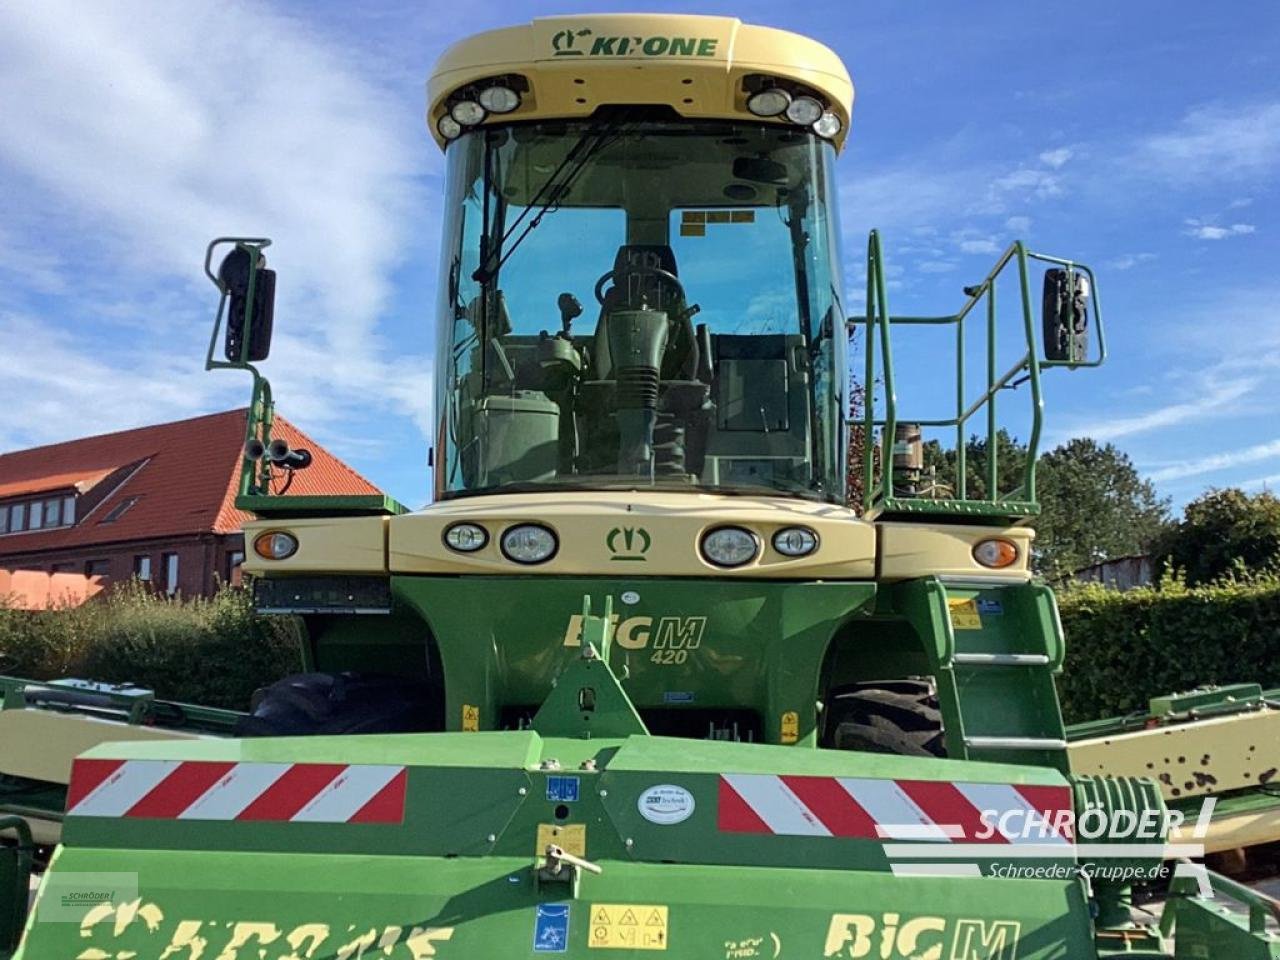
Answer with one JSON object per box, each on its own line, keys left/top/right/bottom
{"left": 236, "top": 672, "right": 441, "bottom": 737}
{"left": 825, "top": 679, "right": 946, "bottom": 757}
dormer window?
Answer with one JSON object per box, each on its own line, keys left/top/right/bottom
{"left": 0, "top": 493, "right": 77, "bottom": 535}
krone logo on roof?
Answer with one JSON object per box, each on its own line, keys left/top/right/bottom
{"left": 551, "top": 27, "right": 719, "bottom": 58}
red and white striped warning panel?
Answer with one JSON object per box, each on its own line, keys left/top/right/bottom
{"left": 66, "top": 758, "right": 407, "bottom": 824}
{"left": 718, "top": 774, "right": 1072, "bottom": 844}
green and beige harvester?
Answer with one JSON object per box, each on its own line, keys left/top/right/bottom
{"left": 4, "top": 14, "right": 1280, "bottom": 960}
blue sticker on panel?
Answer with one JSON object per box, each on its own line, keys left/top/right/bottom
{"left": 977, "top": 599, "right": 1004, "bottom": 615}
{"left": 546, "top": 776, "right": 580, "bottom": 803}
{"left": 534, "top": 903, "right": 570, "bottom": 953}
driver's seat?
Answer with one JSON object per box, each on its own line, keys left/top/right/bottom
{"left": 591, "top": 244, "right": 695, "bottom": 380}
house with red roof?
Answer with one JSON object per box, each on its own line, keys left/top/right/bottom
{"left": 0, "top": 409, "right": 383, "bottom": 601}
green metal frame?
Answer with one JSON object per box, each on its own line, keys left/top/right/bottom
{"left": 203, "top": 236, "right": 277, "bottom": 500}
{"left": 860, "top": 230, "right": 1106, "bottom": 521}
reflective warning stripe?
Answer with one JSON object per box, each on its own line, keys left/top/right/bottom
{"left": 67, "top": 759, "right": 407, "bottom": 824}
{"left": 717, "top": 774, "right": 1070, "bottom": 844}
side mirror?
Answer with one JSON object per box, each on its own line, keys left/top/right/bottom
{"left": 219, "top": 246, "right": 275, "bottom": 362}
{"left": 1042, "top": 268, "right": 1089, "bottom": 363}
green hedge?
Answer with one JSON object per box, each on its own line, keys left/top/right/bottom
{"left": 0, "top": 582, "right": 303, "bottom": 710}
{"left": 1056, "top": 574, "right": 1280, "bottom": 723}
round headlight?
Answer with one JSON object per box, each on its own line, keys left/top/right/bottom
{"left": 437, "top": 114, "right": 462, "bottom": 140}
{"left": 450, "top": 99, "right": 486, "bottom": 126}
{"left": 973, "top": 538, "right": 1019, "bottom": 569}
{"left": 444, "top": 522, "right": 488, "bottom": 553}
{"left": 478, "top": 85, "right": 521, "bottom": 114}
{"left": 772, "top": 526, "right": 819, "bottom": 558}
{"left": 501, "top": 524, "right": 558, "bottom": 564}
{"left": 253, "top": 531, "right": 298, "bottom": 560}
{"left": 785, "top": 95, "right": 824, "bottom": 126}
{"left": 701, "top": 526, "right": 760, "bottom": 568}
{"left": 812, "top": 111, "right": 842, "bottom": 139}
{"left": 747, "top": 88, "right": 791, "bottom": 117}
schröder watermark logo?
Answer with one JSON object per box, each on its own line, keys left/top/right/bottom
{"left": 551, "top": 27, "right": 720, "bottom": 58}
{"left": 881, "top": 798, "right": 1219, "bottom": 895}
{"left": 34, "top": 872, "right": 138, "bottom": 923}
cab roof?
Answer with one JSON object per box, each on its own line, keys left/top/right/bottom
{"left": 426, "top": 14, "right": 854, "bottom": 151}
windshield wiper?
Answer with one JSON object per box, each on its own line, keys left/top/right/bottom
{"left": 472, "top": 118, "right": 627, "bottom": 285}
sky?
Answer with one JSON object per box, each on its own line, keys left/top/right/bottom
{"left": 0, "top": 1, "right": 1277, "bottom": 511}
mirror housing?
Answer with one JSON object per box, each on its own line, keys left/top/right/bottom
{"left": 1042, "top": 268, "right": 1089, "bottom": 363}
{"left": 219, "top": 246, "right": 275, "bottom": 362}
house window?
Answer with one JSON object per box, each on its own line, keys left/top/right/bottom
{"left": 27, "top": 501, "right": 43, "bottom": 530}
{"left": 9, "top": 503, "right": 23, "bottom": 532}
{"left": 226, "top": 550, "right": 245, "bottom": 586}
{"left": 0, "top": 505, "right": 7, "bottom": 534}
{"left": 100, "top": 496, "right": 140, "bottom": 525}
{"left": 44, "top": 500, "right": 62, "bottom": 527}
{"left": 162, "top": 552, "right": 179, "bottom": 596}
{"left": 134, "top": 555, "right": 153, "bottom": 581}
{"left": 62, "top": 495, "right": 76, "bottom": 525}
{"left": 84, "top": 559, "right": 110, "bottom": 579}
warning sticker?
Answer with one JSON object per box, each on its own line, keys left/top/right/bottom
{"left": 947, "top": 598, "right": 982, "bottom": 631}
{"left": 780, "top": 711, "right": 799, "bottom": 744}
{"left": 461, "top": 704, "right": 480, "bottom": 731}
{"left": 537, "top": 823, "right": 586, "bottom": 857}
{"left": 534, "top": 903, "right": 570, "bottom": 953}
{"left": 588, "top": 904, "right": 668, "bottom": 950}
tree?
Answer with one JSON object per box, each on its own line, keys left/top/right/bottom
{"left": 922, "top": 430, "right": 1028, "bottom": 502}
{"left": 1034, "top": 438, "right": 1170, "bottom": 578}
{"left": 1153, "top": 488, "right": 1280, "bottom": 585}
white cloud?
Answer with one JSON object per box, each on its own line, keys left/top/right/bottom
{"left": 0, "top": 0, "right": 435, "bottom": 455}
{"left": 959, "top": 238, "right": 1001, "bottom": 255}
{"left": 1062, "top": 377, "right": 1257, "bottom": 443}
{"left": 1005, "top": 216, "right": 1032, "bottom": 233}
{"left": 1149, "top": 438, "right": 1280, "bottom": 483}
{"left": 1182, "top": 219, "right": 1256, "bottom": 240}
{"left": 1107, "top": 252, "right": 1156, "bottom": 270}
{"left": 1038, "top": 147, "right": 1073, "bottom": 169}
{"left": 1135, "top": 101, "right": 1280, "bottom": 180}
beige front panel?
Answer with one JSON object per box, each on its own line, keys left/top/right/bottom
{"left": 0, "top": 710, "right": 202, "bottom": 786}
{"left": 877, "top": 522, "right": 1034, "bottom": 582}
{"left": 389, "top": 492, "right": 875, "bottom": 578}
{"left": 241, "top": 516, "right": 388, "bottom": 575}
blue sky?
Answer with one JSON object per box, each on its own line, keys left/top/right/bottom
{"left": 1, "top": 1, "right": 1277, "bottom": 510}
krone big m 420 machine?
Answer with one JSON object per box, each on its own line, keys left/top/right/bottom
{"left": 8, "top": 14, "right": 1280, "bottom": 960}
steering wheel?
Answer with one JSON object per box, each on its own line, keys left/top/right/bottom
{"left": 593, "top": 263, "right": 686, "bottom": 306}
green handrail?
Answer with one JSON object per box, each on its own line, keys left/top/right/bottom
{"left": 860, "top": 231, "right": 1105, "bottom": 517}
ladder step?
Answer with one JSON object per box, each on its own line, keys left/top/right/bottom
{"left": 964, "top": 736, "right": 1067, "bottom": 751}
{"left": 952, "top": 653, "right": 1050, "bottom": 667}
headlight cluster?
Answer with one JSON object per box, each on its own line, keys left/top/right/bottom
{"left": 700, "top": 525, "right": 819, "bottom": 568}
{"left": 745, "top": 77, "right": 842, "bottom": 141}
{"left": 443, "top": 521, "right": 558, "bottom": 565}
{"left": 438, "top": 77, "right": 524, "bottom": 141}
{"left": 253, "top": 531, "right": 298, "bottom": 560}
{"left": 973, "top": 538, "right": 1019, "bottom": 569}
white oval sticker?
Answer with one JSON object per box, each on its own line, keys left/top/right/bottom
{"left": 620, "top": 591, "right": 640, "bottom": 605}
{"left": 637, "top": 784, "right": 695, "bottom": 825}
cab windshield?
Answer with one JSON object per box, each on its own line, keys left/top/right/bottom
{"left": 435, "top": 117, "right": 847, "bottom": 502}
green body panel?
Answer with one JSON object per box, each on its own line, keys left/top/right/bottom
{"left": 236, "top": 492, "right": 408, "bottom": 517}
{"left": 23, "top": 847, "right": 1097, "bottom": 960}
{"left": 395, "top": 577, "right": 876, "bottom": 744}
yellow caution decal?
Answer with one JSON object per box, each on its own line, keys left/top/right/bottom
{"left": 588, "top": 904, "right": 668, "bottom": 950}
{"left": 461, "top": 704, "right": 480, "bottom": 731}
{"left": 947, "top": 598, "right": 982, "bottom": 631}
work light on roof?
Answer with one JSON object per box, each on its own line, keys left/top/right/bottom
{"left": 785, "top": 95, "right": 824, "bottom": 126}
{"left": 437, "top": 114, "right": 463, "bottom": 140}
{"left": 813, "top": 111, "right": 843, "bottom": 140}
{"left": 747, "top": 88, "right": 791, "bottom": 118}
{"left": 478, "top": 85, "right": 521, "bottom": 114}
{"left": 450, "top": 99, "right": 486, "bottom": 127}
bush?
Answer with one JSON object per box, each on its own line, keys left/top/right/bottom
{"left": 0, "top": 581, "right": 302, "bottom": 710}
{"left": 1056, "top": 572, "right": 1280, "bottom": 723}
